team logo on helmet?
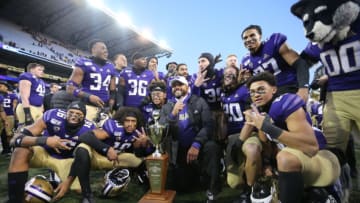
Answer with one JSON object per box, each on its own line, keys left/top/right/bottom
{"left": 102, "top": 168, "right": 131, "bottom": 197}
{"left": 24, "top": 175, "right": 54, "bottom": 203}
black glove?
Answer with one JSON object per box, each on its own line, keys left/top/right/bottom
{"left": 231, "top": 139, "right": 244, "bottom": 165}
{"left": 23, "top": 107, "right": 34, "bottom": 126}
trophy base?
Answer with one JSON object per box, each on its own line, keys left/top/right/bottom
{"left": 138, "top": 190, "right": 176, "bottom": 203}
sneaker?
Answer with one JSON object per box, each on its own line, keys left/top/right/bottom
{"left": 137, "top": 170, "right": 149, "bottom": 185}
{"left": 82, "top": 194, "right": 95, "bottom": 203}
{"left": 206, "top": 190, "right": 216, "bottom": 203}
{"left": 49, "top": 170, "right": 61, "bottom": 189}
{"left": 233, "top": 186, "right": 251, "bottom": 203}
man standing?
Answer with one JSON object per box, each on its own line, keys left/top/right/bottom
{"left": 16, "top": 63, "right": 46, "bottom": 127}
{"left": 240, "top": 25, "right": 309, "bottom": 101}
{"left": 0, "top": 81, "right": 18, "bottom": 154}
{"left": 43, "top": 83, "right": 60, "bottom": 111}
{"left": 118, "top": 53, "right": 155, "bottom": 108}
{"left": 66, "top": 39, "right": 117, "bottom": 121}
{"left": 159, "top": 76, "right": 221, "bottom": 203}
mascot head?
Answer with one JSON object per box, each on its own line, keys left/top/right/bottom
{"left": 291, "top": 0, "right": 360, "bottom": 46}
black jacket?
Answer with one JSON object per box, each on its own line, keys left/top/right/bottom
{"left": 159, "top": 94, "right": 214, "bottom": 147}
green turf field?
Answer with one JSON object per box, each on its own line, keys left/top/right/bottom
{"left": 1, "top": 147, "right": 360, "bottom": 203}
{"left": 0, "top": 154, "right": 239, "bottom": 203}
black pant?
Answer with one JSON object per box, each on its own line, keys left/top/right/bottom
{"left": 1, "top": 128, "right": 10, "bottom": 153}
{"left": 167, "top": 141, "right": 221, "bottom": 193}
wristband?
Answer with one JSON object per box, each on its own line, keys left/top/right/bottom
{"left": 260, "top": 115, "right": 283, "bottom": 139}
{"left": 82, "top": 92, "right": 91, "bottom": 101}
{"left": 191, "top": 142, "right": 201, "bottom": 150}
{"left": 13, "top": 135, "right": 25, "bottom": 147}
{"left": 67, "top": 80, "right": 80, "bottom": 88}
{"left": 35, "top": 136, "right": 48, "bottom": 146}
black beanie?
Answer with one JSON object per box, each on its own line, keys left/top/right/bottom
{"left": 131, "top": 52, "right": 145, "bottom": 62}
{"left": 199, "top": 52, "right": 218, "bottom": 78}
{"left": 199, "top": 53, "right": 214, "bottom": 65}
{"left": 67, "top": 101, "right": 86, "bottom": 117}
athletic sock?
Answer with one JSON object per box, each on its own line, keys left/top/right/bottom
{"left": 8, "top": 171, "right": 28, "bottom": 203}
{"left": 72, "top": 147, "right": 92, "bottom": 196}
{"left": 278, "top": 171, "right": 303, "bottom": 203}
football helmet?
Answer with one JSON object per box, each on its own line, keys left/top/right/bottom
{"left": 102, "top": 168, "right": 131, "bottom": 197}
{"left": 24, "top": 175, "right": 54, "bottom": 203}
{"left": 250, "top": 177, "right": 277, "bottom": 203}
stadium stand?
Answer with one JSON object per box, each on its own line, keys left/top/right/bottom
{"left": 0, "top": 0, "right": 172, "bottom": 83}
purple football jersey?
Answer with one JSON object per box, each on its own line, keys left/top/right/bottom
{"left": 268, "top": 93, "right": 326, "bottom": 148}
{"left": 120, "top": 68, "right": 155, "bottom": 107}
{"left": 192, "top": 69, "right": 223, "bottom": 111}
{"left": 18, "top": 72, "right": 45, "bottom": 106}
{"left": 241, "top": 33, "right": 298, "bottom": 87}
{"left": 311, "top": 102, "right": 323, "bottom": 127}
{"left": 75, "top": 57, "right": 117, "bottom": 103}
{"left": 221, "top": 85, "right": 250, "bottom": 135}
{"left": 42, "top": 109, "right": 95, "bottom": 158}
{"left": 2, "top": 93, "right": 17, "bottom": 115}
{"left": 102, "top": 119, "right": 138, "bottom": 152}
{"left": 302, "top": 30, "right": 360, "bottom": 91}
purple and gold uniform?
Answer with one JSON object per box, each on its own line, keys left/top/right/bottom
{"left": 75, "top": 57, "right": 117, "bottom": 120}
{"left": 222, "top": 85, "right": 261, "bottom": 188}
{"left": 18, "top": 72, "right": 45, "bottom": 107}
{"left": 141, "top": 103, "right": 158, "bottom": 125}
{"left": 78, "top": 118, "right": 147, "bottom": 170}
{"left": 0, "top": 92, "right": 17, "bottom": 137}
{"left": 302, "top": 25, "right": 360, "bottom": 152}
{"left": 102, "top": 119, "right": 138, "bottom": 152}
{"left": 16, "top": 72, "right": 45, "bottom": 124}
{"left": 41, "top": 109, "right": 95, "bottom": 158}
{"left": 75, "top": 57, "right": 117, "bottom": 104}
{"left": 221, "top": 85, "right": 250, "bottom": 135}
{"left": 30, "top": 108, "right": 95, "bottom": 190}
{"left": 120, "top": 68, "right": 155, "bottom": 107}
{"left": 267, "top": 93, "right": 338, "bottom": 186}
{"left": 192, "top": 69, "right": 224, "bottom": 111}
{"left": 241, "top": 33, "right": 298, "bottom": 89}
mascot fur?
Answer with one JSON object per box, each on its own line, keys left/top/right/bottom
{"left": 291, "top": 0, "right": 360, "bottom": 47}
{"left": 291, "top": 1, "right": 360, "bottom": 203}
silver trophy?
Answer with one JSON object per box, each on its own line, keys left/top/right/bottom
{"left": 148, "top": 110, "right": 165, "bottom": 157}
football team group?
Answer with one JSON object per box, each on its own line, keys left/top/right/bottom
{"left": 1, "top": 0, "right": 359, "bottom": 203}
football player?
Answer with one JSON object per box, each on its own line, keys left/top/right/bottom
{"left": 66, "top": 39, "right": 117, "bottom": 121}
{"left": 53, "top": 107, "right": 151, "bottom": 202}
{"left": 220, "top": 66, "right": 263, "bottom": 202}
{"left": 244, "top": 72, "right": 340, "bottom": 203}
{"left": 7, "top": 101, "right": 95, "bottom": 203}
{"left": 193, "top": 53, "right": 226, "bottom": 142}
{"left": 16, "top": 63, "right": 46, "bottom": 127}
{"left": 117, "top": 53, "right": 156, "bottom": 108}
{"left": 141, "top": 81, "right": 167, "bottom": 125}
{"left": 147, "top": 56, "right": 165, "bottom": 81}
{"left": 0, "top": 81, "right": 18, "bottom": 154}
{"left": 240, "top": 25, "right": 309, "bottom": 102}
